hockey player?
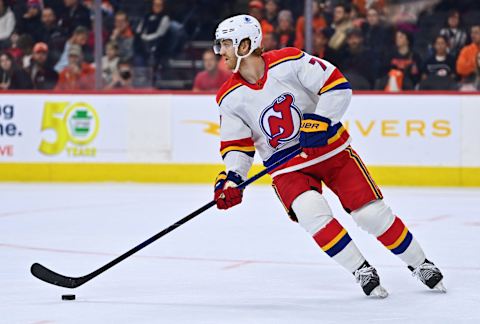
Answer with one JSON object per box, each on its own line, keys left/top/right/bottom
{"left": 212, "top": 14, "right": 445, "bottom": 297}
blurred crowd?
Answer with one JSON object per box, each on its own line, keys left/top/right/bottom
{"left": 0, "top": 0, "right": 479, "bottom": 92}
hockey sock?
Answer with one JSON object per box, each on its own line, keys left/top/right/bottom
{"left": 313, "top": 218, "right": 366, "bottom": 273}
{"left": 377, "top": 216, "right": 426, "bottom": 268}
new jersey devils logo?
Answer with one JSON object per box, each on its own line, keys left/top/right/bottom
{"left": 260, "top": 93, "right": 302, "bottom": 148}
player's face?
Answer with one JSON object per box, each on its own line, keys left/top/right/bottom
{"left": 219, "top": 39, "right": 237, "bottom": 71}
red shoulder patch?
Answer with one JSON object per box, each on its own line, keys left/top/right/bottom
{"left": 263, "top": 47, "right": 304, "bottom": 67}
{"left": 216, "top": 76, "right": 242, "bottom": 106}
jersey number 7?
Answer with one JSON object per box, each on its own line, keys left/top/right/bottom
{"left": 309, "top": 57, "right": 327, "bottom": 71}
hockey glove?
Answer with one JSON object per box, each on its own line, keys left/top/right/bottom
{"left": 299, "top": 113, "right": 331, "bottom": 156}
{"left": 214, "top": 170, "right": 243, "bottom": 210}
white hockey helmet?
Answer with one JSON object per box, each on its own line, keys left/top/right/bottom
{"left": 213, "top": 14, "right": 262, "bottom": 72}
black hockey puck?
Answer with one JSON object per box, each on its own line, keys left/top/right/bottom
{"left": 61, "top": 294, "right": 76, "bottom": 300}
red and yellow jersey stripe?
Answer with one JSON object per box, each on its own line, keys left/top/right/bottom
{"left": 266, "top": 48, "right": 305, "bottom": 69}
{"left": 216, "top": 80, "right": 243, "bottom": 106}
{"left": 319, "top": 68, "right": 351, "bottom": 94}
{"left": 220, "top": 137, "right": 255, "bottom": 159}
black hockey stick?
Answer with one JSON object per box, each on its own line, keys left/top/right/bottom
{"left": 31, "top": 147, "right": 302, "bottom": 288}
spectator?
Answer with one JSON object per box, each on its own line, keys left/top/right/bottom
{"left": 326, "top": 4, "right": 353, "bottom": 51}
{"left": 265, "top": 0, "right": 279, "bottom": 29}
{"left": 349, "top": 4, "right": 365, "bottom": 28}
{"left": 58, "top": 0, "right": 91, "bottom": 36}
{"left": 25, "top": 42, "right": 58, "bottom": 89}
{"left": 105, "top": 58, "right": 133, "bottom": 89}
{"left": 295, "top": 0, "right": 327, "bottom": 50}
{"left": 312, "top": 28, "right": 335, "bottom": 60}
{"left": 419, "top": 35, "right": 456, "bottom": 90}
{"left": 458, "top": 51, "right": 480, "bottom": 91}
{"left": 361, "top": 8, "right": 393, "bottom": 58}
{"left": 382, "top": 29, "right": 422, "bottom": 88}
{"left": 456, "top": 24, "right": 480, "bottom": 80}
{"left": 335, "top": 28, "right": 375, "bottom": 89}
{"left": 0, "top": 0, "right": 15, "bottom": 49}
{"left": 20, "top": 0, "right": 44, "bottom": 43}
{"left": 135, "top": 0, "right": 171, "bottom": 65}
{"left": 55, "top": 44, "right": 95, "bottom": 90}
{"left": 18, "top": 33, "right": 35, "bottom": 69}
{"left": 5, "top": 32, "right": 23, "bottom": 63}
{"left": 263, "top": 32, "right": 279, "bottom": 52}
{"left": 40, "top": 7, "right": 67, "bottom": 65}
{"left": 193, "top": 49, "right": 230, "bottom": 92}
{"left": 276, "top": 10, "right": 295, "bottom": 48}
{"left": 109, "top": 11, "right": 133, "bottom": 61}
{"left": 5, "top": 32, "right": 35, "bottom": 68}
{"left": 102, "top": 41, "right": 119, "bottom": 85}
{"left": 0, "top": 52, "right": 33, "bottom": 90}
{"left": 439, "top": 10, "right": 467, "bottom": 59}
{"left": 351, "top": 0, "right": 386, "bottom": 17}
{"left": 54, "top": 25, "right": 89, "bottom": 72}
{"left": 248, "top": 0, "right": 274, "bottom": 35}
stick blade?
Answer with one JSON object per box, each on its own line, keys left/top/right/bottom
{"left": 31, "top": 263, "right": 82, "bottom": 289}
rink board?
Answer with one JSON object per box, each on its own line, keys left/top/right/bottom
{"left": 0, "top": 93, "right": 479, "bottom": 186}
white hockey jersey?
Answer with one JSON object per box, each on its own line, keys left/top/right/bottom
{"left": 216, "top": 47, "right": 353, "bottom": 179}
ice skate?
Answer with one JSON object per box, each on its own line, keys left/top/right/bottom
{"left": 409, "top": 259, "right": 446, "bottom": 293}
{"left": 354, "top": 261, "right": 388, "bottom": 298}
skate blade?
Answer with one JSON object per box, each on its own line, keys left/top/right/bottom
{"left": 370, "top": 285, "right": 389, "bottom": 298}
{"left": 433, "top": 281, "right": 447, "bottom": 293}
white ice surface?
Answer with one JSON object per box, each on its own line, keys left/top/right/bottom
{"left": 1, "top": 183, "right": 479, "bottom": 324}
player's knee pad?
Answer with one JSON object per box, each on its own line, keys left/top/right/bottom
{"left": 291, "top": 190, "right": 333, "bottom": 235}
{"left": 351, "top": 200, "right": 395, "bottom": 236}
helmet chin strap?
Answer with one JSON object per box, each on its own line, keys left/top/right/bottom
{"left": 233, "top": 45, "right": 255, "bottom": 73}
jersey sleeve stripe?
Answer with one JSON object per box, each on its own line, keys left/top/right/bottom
{"left": 221, "top": 146, "right": 255, "bottom": 158}
{"left": 319, "top": 68, "right": 351, "bottom": 94}
{"left": 217, "top": 83, "right": 243, "bottom": 106}
{"left": 269, "top": 52, "right": 305, "bottom": 69}
{"left": 320, "top": 77, "right": 351, "bottom": 94}
{"left": 220, "top": 138, "right": 255, "bottom": 159}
